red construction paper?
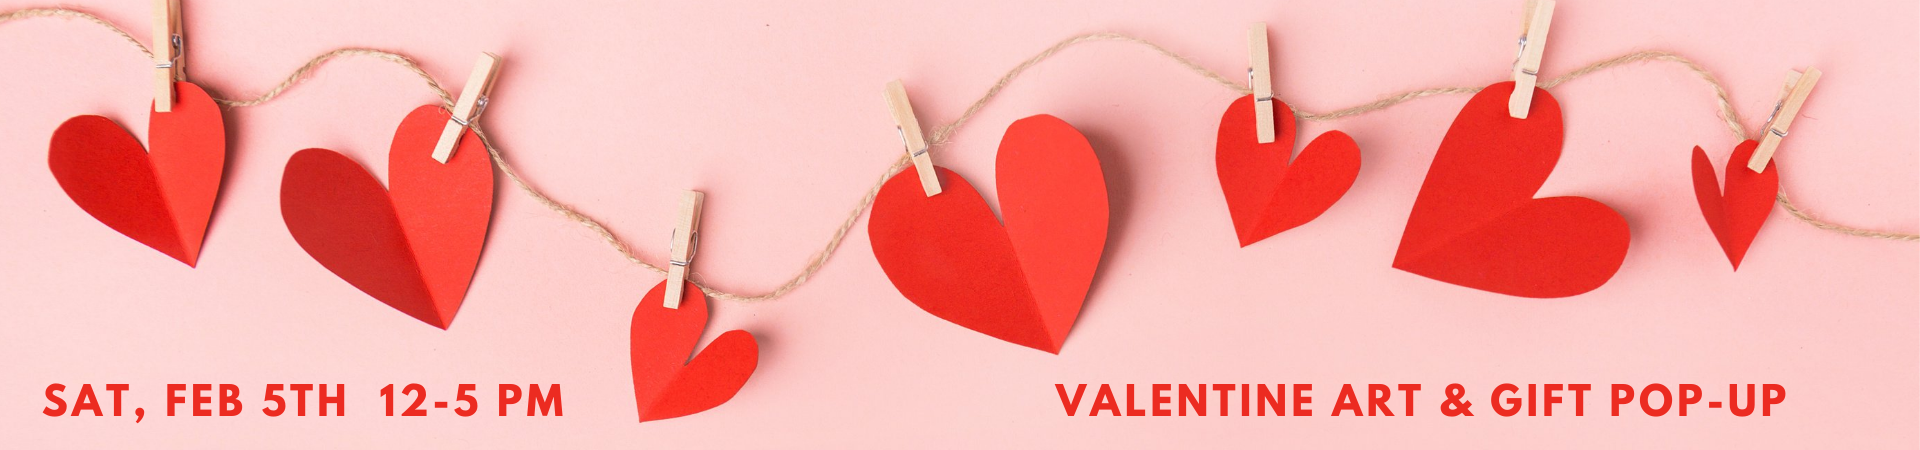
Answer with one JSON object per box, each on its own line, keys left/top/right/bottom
{"left": 48, "top": 81, "right": 225, "bottom": 266}
{"left": 1692, "top": 140, "right": 1777, "bottom": 270}
{"left": 868, "top": 114, "right": 1108, "bottom": 354}
{"left": 1215, "top": 94, "right": 1361, "bottom": 247}
{"left": 630, "top": 280, "right": 758, "bottom": 422}
{"left": 1393, "top": 82, "right": 1630, "bottom": 298}
{"left": 279, "top": 105, "right": 493, "bottom": 329}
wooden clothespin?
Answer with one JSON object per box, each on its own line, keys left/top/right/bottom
{"left": 152, "top": 0, "right": 183, "bottom": 112}
{"left": 1508, "top": 0, "right": 1556, "bottom": 119}
{"left": 884, "top": 80, "right": 940, "bottom": 196}
{"left": 432, "top": 53, "right": 502, "bottom": 163}
{"left": 663, "top": 190, "right": 704, "bottom": 309}
{"left": 1248, "top": 23, "right": 1277, "bottom": 144}
{"left": 1746, "top": 68, "right": 1821, "bottom": 172}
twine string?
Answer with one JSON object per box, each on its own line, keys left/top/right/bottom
{"left": 926, "top": 33, "right": 1245, "bottom": 145}
{"left": 213, "top": 48, "right": 453, "bottom": 108}
{"left": 0, "top": 8, "right": 149, "bottom": 58}
{"left": 4, "top": 9, "right": 1913, "bottom": 303}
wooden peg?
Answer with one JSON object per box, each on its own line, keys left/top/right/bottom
{"left": 663, "top": 190, "right": 704, "bottom": 309}
{"left": 432, "top": 53, "right": 502, "bottom": 163}
{"left": 1508, "top": 0, "right": 1555, "bottom": 119}
{"left": 1248, "top": 23, "right": 1276, "bottom": 144}
{"left": 883, "top": 80, "right": 940, "bottom": 196}
{"left": 152, "top": 0, "right": 182, "bottom": 112}
{"left": 1747, "top": 68, "right": 1821, "bottom": 172}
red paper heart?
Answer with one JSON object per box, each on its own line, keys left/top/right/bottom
{"left": 1215, "top": 94, "right": 1361, "bottom": 247}
{"left": 630, "top": 280, "right": 758, "bottom": 422}
{"left": 869, "top": 114, "right": 1108, "bottom": 354}
{"left": 280, "top": 105, "right": 493, "bottom": 329}
{"left": 48, "top": 81, "right": 225, "bottom": 266}
{"left": 1393, "top": 82, "right": 1629, "bottom": 298}
{"left": 1691, "top": 140, "right": 1777, "bottom": 270}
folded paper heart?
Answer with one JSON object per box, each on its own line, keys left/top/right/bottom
{"left": 1692, "top": 140, "right": 1777, "bottom": 270}
{"left": 869, "top": 114, "right": 1109, "bottom": 354}
{"left": 279, "top": 105, "right": 493, "bottom": 329}
{"left": 48, "top": 81, "right": 225, "bottom": 266}
{"left": 1393, "top": 82, "right": 1630, "bottom": 298}
{"left": 1215, "top": 94, "right": 1361, "bottom": 247}
{"left": 630, "top": 280, "right": 758, "bottom": 422}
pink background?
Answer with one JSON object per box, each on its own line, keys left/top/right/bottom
{"left": 2, "top": 0, "right": 1915, "bottom": 447}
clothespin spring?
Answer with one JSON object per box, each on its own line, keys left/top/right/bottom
{"left": 898, "top": 126, "right": 927, "bottom": 158}
{"left": 451, "top": 96, "right": 490, "bottom": 128}
{"left": 1762, "top": 98, "right": 1789, "bottom": 139}
{"left": 1247, "top": 68, "right": 1272, "bottom": 104}
{"left": 156, "top": 34, "right": 185, "bottom": 76}
{"left": 1512, "top": 37, "right": 1535, "bottom": 78}
{"left": 668, "top": 229, "right": 700, "bottom": 268}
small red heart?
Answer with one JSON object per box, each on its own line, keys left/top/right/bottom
{"left": 1393, "top": 82, "right": 1630, "bottom": 298}
{"left": 1215, "top": 94, "right": 1361, "bottom": 247}
{"left": 869, "top": 114, "right": 1108, "bottom": 354}
{"left": 1691, "top": 140, "right": 1777, "bottom": 270}
{"left": 630, "top": 280, "right": 758, "bottom": 422}
{"left": 49, "top": 81, "right": 225, "bottom": 266}
{"left": 279, "top": 105, "right": 493, "bottom": 329}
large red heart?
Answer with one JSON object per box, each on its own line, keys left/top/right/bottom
{"left": 1691, "top": 140, "right": 1777, "bottom": 270}
{"left": 869, "top": 114, "right": 1108, "bottom": 354}
{"left": 630, "top": 280, "right": 758, "bottom": 422}
{"left": 48, "top": 81, "right": 225, "bottom": 266}
{"left": 1215, "top": 94, "right": 1361, "bottom": 247}
{"left": 1393, "top": 82, "right": 1629, "bottom": 298}
{"left": 279, "top": 105, "right": 493, "bottom": 329}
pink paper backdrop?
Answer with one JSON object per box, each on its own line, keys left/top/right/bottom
{"left": 1, "top": 0, "right": 1914, "bottom": 447}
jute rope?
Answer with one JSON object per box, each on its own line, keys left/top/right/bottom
{"left": 4, "top": 9, "right": 1913, "bottom": 303}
